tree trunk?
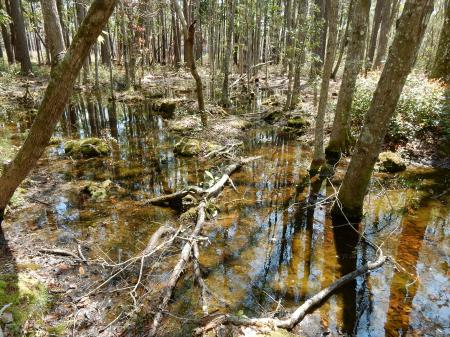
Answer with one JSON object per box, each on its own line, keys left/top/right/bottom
{"left": 366, "top": 0, "right": 383, "bottom": 69}
{"left": 0, "top": 0, "right": 118, "bottom": 224}
{"left": 431, "top": 0, "right": 450, "bottom": 83}
{"left": 289, "top": 0, "right": 308, "bottom": 109}
{"left": 40, "top": 0, "right": 65, "bottom": 63}
{"left": 335, "top": 0, "right": 434, "bottom": 219}
{"left": 331, "top": 0, "right": 353, "bottom": 80}
{"left": 76, "top": 0, "right": 90, "bottom": 84}
{"left": 56, "top": 0, "right": 70, "bottom": 47}
{"left": 326, "top": 0, "right": 371, "bottom": 161}
{"left": 0, "top": 22, "right": 14, "bottom": 64}
{"left": 221, "top": 0, "right": 235, "bottom": 107}
{"left": 309, "top": 0, "right": 328, "bottom": 80}
{"left": 9, "top": 0, "right": 32, "bottom": 74}
{"left": 172, "top": 0, "right": 207, "bottom": 127}
{"left": 373, "top": 0, "right": 394, "bottom": 69}
{"left": 310, "top": 0, "right": 339, "bottom": 174}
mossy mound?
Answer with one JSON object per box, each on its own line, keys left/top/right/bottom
{"left": 49, "top": 137, "right": 63, "bottom": 145}
{"left": 173, "top": 138, "right": 221, "bottom": 157}
{"left": 174, "top": 138, "right": 201, "bottom": 156}
{"left": 168, "top": 117, "right": 202, "bottom": 133}
{"left": 263, "top": 110, "right": 283, "bottom": 124}
{"left": 378, "top": 151, "right": 406, "bottom": 173}
{"left": 64, "top": 138, "right": 111, "bottom": 158}
{"left": 82, "top": 179, "right": 112, "bottom": 200}
{"left": 287, "top": 116, "right": 308, "bottom": 128}
{"left": 0, "top": 274, "right": 49, "bottom": 336}
{"left": 228, "top": 118, "right": 251, "bottom": 130}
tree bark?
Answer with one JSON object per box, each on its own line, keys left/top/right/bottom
{"left": 221, "top": 0, "right": 235, "bottom": 107}
{"left": 171, "top": 0, "right": 207, "bottom": 126}
{"left": 309, "top": 0, "right": 328, "bottom": 79}
{"left": 40, "top": 0, "right": 65, "bottom": 63}
{"left": 373, "top": 0, "right": 394, "bottom": 69}
{"left": 0, "top": 0, "right": 14, "bottom": 64}
{"left": 290, "top": 0, "right": 309, "bottom": 109}
{"left": 336, "top": 0, "right": 434, "bottom": 219}
{"left": 331, "top": 0, "right": 353, "bottom": 80}
{"left": 0, "top": 0, "right": 118, "bottom": 224}
{"left": 431, "top": 0, "right": 450, "bottom": 83}
{"left": 9, "top": 0, "right": 32, "bottom": 74}
{"left": 310, "top": 0, "right": 339, "bottom": 174}
{"left": 326, "top": 0, "right": 371, "bottom": 161}
{"left": 366, "top": 0, "right": 383, "bottom": 69}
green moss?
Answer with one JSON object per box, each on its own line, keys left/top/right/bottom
{"left": 49, "top": 137, "right": 63, "bottom": 145}
{"left": 9, "top": 187, "right": 27, "bottom": 209}
{"left": 83, "top": 179, "right": 112, "bottom": 200}
{"left": 0, "top": 274, "right": 50, "bottom": 336}
{"left": 47, "top": 322, "right": 68, "bottom": 336}
{"left": 64, "top": 137, "right": 111, "bottom": 158}
{"left": 174, "top": 138, "right": 201, "bottom": 156}
{"left": 378, "top": 151, "right": 406, "bottom": 173}
{"left": 287, "top": 117, "right": 308, "bottom": 128}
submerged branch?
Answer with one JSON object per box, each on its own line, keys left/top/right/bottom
{"left": 193, "top": 252, "right": 387, "bottom": 335}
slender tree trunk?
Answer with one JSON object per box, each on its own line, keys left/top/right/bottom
{"left": 221, "top": 0, "right": 235, "bottom": 107}
{"left": 0, "top": 21, "right": 14, "bottom": 64}
{"left": 40, "top": 0, "right": 65, "bottom": 63}
{"left": 56, "top": 0, "right": 70, "bottom": 47}
{"left": 76, "top": 0, "right": 90, "bottom": 83}
{"left": 0, "top": 0, "right": 118, "bottom": 225}
{"left": 9, "top": 0, "right": 32, "bottom": 74}
{"left": 326, "top": 0, "right": 371, "bottom": 161}
{"left": 310, "top": 0, "right": 339, "bottom": 174}
{"left": 431, "top": 0, "right": 450, "bottom": 83}
{"left": 366, "top": 0, "right": 383, "bottom": 69}
{"left": 373, "top": 0, "right": 394, "bottom": 69}
{"left": 331, "top": 0, "right": 353, "bottom": 80}
{"left": 309, "top": 0, "right": 328, "bottom": 80}
{"left": 289, "top": 0, "right": 308, "bottom": 109}
{"left": 335, "top": 0, "right": 434, "bottom": 219}
{"left": 172, "top": 0, "right": 207, "bottom": 127}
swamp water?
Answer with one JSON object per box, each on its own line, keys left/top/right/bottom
{"left": 1, "top": 95, "right": 449, "bottom": 336}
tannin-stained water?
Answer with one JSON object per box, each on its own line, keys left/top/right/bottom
{"left": 3, "top": 95, "right": 448, "bottom": 336}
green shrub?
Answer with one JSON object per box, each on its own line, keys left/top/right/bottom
{"left": 350, "top": 71, "right": 447, "bottom": 144}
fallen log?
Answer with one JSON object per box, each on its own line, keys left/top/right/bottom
{"left": 193, "top": 252, "right": 387, "bottom": 335}
{"left": 149, "top": 202, "right": 206, "bottom": 336}
{"left": 144, "top": 157, "right": 261, "bottom": 207}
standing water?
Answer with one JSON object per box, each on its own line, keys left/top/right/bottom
{"left": 2, "top": 95, "right": 449, "bottom": 336}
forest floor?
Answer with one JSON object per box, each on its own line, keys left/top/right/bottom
{"left": 0, "top": 65, "right": 448, "bottom": 336}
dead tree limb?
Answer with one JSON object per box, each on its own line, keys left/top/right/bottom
{"left": 145, "top": 157, "right": 261, "bottom": 207}
{"left": 39, "top": 248, "right": 81, "bottom": 260}
{"left": 193, "top": 241, "right": 209, "bottom": 315}
{"left": 149, "top": 202, "right": 206, "bottom": 336}
{"left": 193, "top": 252, "right": 387, "bottom": 335}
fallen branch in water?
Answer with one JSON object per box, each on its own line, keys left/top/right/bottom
{"left": 193, "top": 252, "right": 387, "bottom": 335}
{"left": 144, "top": 156, "right": 261, "bottom": 208}
{"left": 192, "top": 241, "right": 209, "bottom": 315}
{"left": 149, "top": 202, "right": 206, "bottom": 336}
